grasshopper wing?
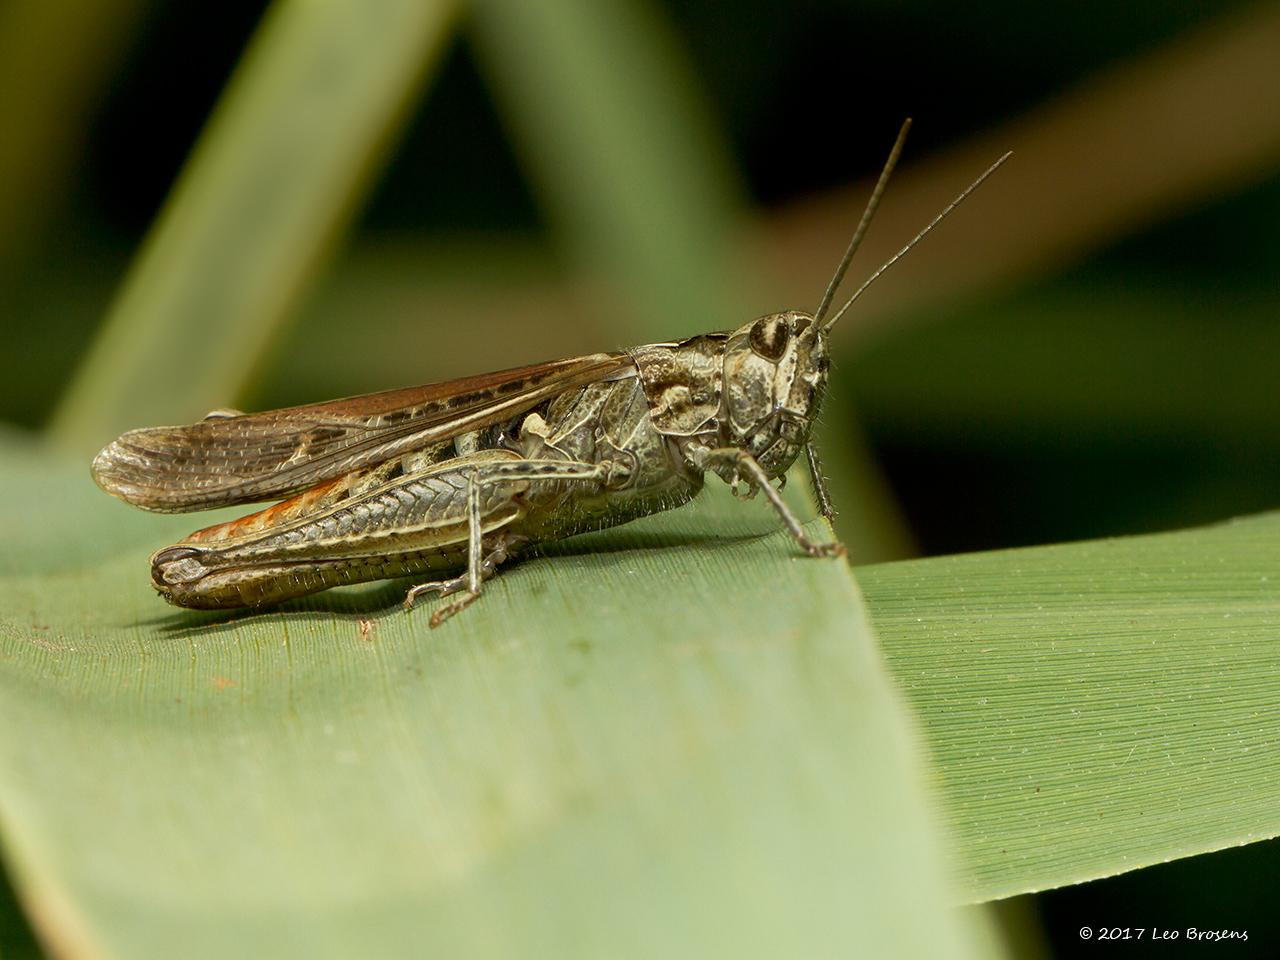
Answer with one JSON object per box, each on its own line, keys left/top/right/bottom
{"left": 92, "top": 353, "right": 633, "bottom": 512}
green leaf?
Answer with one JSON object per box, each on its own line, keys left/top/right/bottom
{"left": 0, "top": 435, "right": 991, "bottom": 959}
{"left": 49, "top": 0, "right": 462, "bottom": 456}
{"left": 858, "top": 512, "right": 1280, "bottom": 901}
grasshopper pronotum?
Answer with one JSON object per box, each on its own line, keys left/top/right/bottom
{"left": 92, "top": 121, "right": 1009, "bottom": 626}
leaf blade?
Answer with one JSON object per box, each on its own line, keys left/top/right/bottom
{"left": 860, "top": 512, "right": 1280, "bottom": 900}
{"left": 0, "top": 438, "right": 991, "bottom": 958}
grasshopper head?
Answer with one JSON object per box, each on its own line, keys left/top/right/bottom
{"left": 721, "top": 309, "right": 829, "bottom": 478}
{"left": 717, "top": 122, "right": 1008, "bottom": 481}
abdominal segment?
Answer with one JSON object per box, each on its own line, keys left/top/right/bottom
{"left": 151, "top": 452, "right": 525, "bottom": 609}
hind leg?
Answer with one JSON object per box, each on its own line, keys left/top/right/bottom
{"left": 402, "top": 458, "right": 621, "bottom": 627}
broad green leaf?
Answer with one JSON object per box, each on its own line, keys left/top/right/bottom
{"left": 0, "top": 435, "right": 992, "bottom": 959}
{"left": 859, "top": 512, "right": 1280, "bottom": 901}
{"left": 50, "top": 0, "right": 462, "bottom": 455}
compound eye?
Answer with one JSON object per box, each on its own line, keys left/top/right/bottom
{"left": 748, "top": 316, "right": 790, "bottom": 362}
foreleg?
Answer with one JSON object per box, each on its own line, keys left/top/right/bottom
{"left": 697, "top": 447, "right": 846, "bottom": 559}
{"left": 804, "top": 442, "right": 837, "bottom": 522}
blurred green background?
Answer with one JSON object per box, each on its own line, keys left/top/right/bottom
{"left": 3, "top": 0, "right": 1279, "bottom": 955}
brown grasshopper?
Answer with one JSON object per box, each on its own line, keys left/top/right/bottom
{"left": 92, "top": 121, "right": 1008, "bottom": 626}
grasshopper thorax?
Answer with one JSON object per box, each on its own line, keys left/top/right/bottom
{"left": 721, "top": 309, "right": 828, "bottom": 479}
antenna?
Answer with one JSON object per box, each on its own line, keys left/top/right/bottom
{"left": 812, "top": 118, "right": 912, "bottom": 326}
{"left": 823, "top": 150, "right": 1013, "bottom": 332}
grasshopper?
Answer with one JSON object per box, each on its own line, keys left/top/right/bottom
{"left": 92, "top": 121, "right": 1008, "bottom": 626}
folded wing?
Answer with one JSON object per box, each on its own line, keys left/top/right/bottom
{"left": 92, "top": 353, "right": 633, "bottom": 512}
